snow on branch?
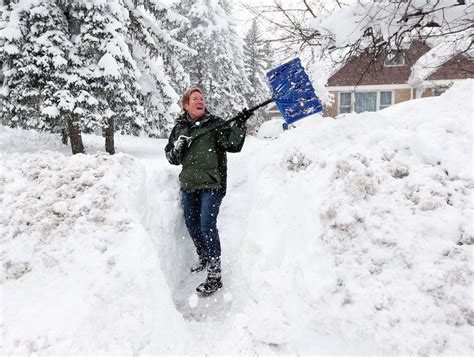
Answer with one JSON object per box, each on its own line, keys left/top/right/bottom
{"left": 247, "top": 0, "right": 472, "bottom": 65}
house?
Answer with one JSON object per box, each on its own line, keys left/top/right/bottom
{"left": 324, "top": 41, "right": 474, "bottom": 117}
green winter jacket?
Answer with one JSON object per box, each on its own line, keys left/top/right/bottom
{"left": 165, "top": 111, "right": 246, "bottom": 194}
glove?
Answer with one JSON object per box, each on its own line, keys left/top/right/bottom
{"left": 174, "top": 135, "right": 191, "bottom": 156}
{"left": 236, "top": 108, "right": 253, "bottom": 124}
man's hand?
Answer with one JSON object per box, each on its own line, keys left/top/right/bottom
{"left": 236, "top": 108, "right": 253, "bottom": 124}
{"left": 174, "top": 135, "right": 192, "bottom": 156}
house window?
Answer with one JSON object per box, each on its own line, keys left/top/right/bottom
{"left": 384, "top": 51, "right": 405, "bottom": 66}
{"left": 355, "top": 92, "right": 377, "bottom": 112}
{"left": 379, "top": 91, "right": 393, "bottom": 109}
{"left": 339, "top": 92, "right": 352, "bottom": 113}
{"left": 339, "top": 91, "right": 393, "bottom": 114}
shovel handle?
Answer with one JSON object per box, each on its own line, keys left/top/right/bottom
{"left": 247, "top": 98, "right": 274, "bottom": 113}
{"left": 193, "top": 98, "right": 274, "bottom": 140}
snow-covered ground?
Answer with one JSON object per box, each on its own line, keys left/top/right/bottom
{"left": 1, "top": 80, "right": 473, "bottom": 355}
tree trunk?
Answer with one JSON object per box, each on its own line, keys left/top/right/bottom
{"left": 61, "top": 128, "right": 68, "bottom": 145}
{"left": 67, "top": 117, "right": 85, "bottom": 154}
{"left": 105, "top": 117, "right": 115, "bottom": 155}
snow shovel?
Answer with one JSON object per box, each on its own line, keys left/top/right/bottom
{"left": 189, "top": 57, "right": 323, "bottom": 141}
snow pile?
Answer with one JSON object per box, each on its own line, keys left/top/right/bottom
{"left": 256, "top": 118, "right": 284, "bottom": 139}
{"left": 237, "top": 79, "right": 473, "bottom": 354}
{"left": 1, "top": 79, "right": 473, "bottom": 355}
{"left": 0, "top": 152, "right": 189, "bottom": 354}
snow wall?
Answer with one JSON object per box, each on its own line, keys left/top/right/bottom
{"left": 1, "top": 80, "right": 472, "bottom": 355}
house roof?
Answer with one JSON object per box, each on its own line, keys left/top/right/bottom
{"left": 327, "top": 40, "right": 473, "bottom": 88}
{"left": 327, "top": 41, "right": 430, "bottom": 87}
{"left": 409, "top": 39, "right": 473, "bottom": 86}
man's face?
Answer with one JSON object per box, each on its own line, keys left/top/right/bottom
{"left": 184, "top": 91, "right": 205, "bottom": 120}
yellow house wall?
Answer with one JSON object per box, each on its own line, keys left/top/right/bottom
{"left": 324, "top": 91, "right": 339, "bottom": 118}
{"left": 394, "top": 89, "right": 411, "bottom": 104}
{"left": 421, "top": 89, "right": 433, "bottom": 97}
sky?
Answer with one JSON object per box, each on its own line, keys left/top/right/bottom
{"left": 1, "top": 79, "right": 472, "bottom": 355}
{"left": 233, "top": 0, "right": 275, "bottom": 26}
{"left": 233, "top": 0, "right": 305, "bottom": 37}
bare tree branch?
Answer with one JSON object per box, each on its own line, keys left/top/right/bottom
{"left": 244, "top": 0, "right": 473, "bottom": 68}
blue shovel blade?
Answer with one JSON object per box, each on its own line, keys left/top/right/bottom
{"left": 267, "top": 58, "right": 323, "bottom": 124}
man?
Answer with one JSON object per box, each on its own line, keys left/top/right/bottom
{"left": 165, "top": 87, "right": 252, "bottom": 295}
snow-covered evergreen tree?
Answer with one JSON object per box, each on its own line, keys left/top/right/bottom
{"left": 65, "top": 0, "right": 143, "bottom": 153}
{"left": 0, "top": 0, "right": 72, "bottom": 137}
{"left": 63, "top": 0, "right": 192, "bottom": 140}
{"left": 0, "top": 0, "right": 191, "bottom": 154}
{"left": 122, "top": 0, "right": 192, "bottom": 136}
{"left": 243, "top": 19, "right": 272, "bottom": 132}
{"left": 174, "top": 0, "right": 252, "bottom": 117}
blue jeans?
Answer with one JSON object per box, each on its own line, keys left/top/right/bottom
{"left": 181, "top": 190, "right": 224, "bottom": 260}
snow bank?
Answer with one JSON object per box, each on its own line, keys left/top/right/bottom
{"left": 0, "top": 152, "right": 189, "bottom": 354}
{"left": 1, "top": 79, "right": 472, "bottom": 355}
{"left": 238, "top": 79, "right": 473, "bottom": 354}
{"left": 0, "top": 126, "right": 69, "bottom": 154}
{"left": 256, "top": 118, "right": 284, "bottom": 139}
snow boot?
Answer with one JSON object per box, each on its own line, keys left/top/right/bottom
{"left": 196, "top": 257, "right": 222, "bottom": 295}
{"left": 196, "top": 276, "right": 223, "bottom": 295}
{"left": 190, "top": 256, "right": 208, "bottom": 273}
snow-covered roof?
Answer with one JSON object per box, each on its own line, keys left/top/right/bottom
{"left": 408, "top": 39, "right": 470, "bottom": 86}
